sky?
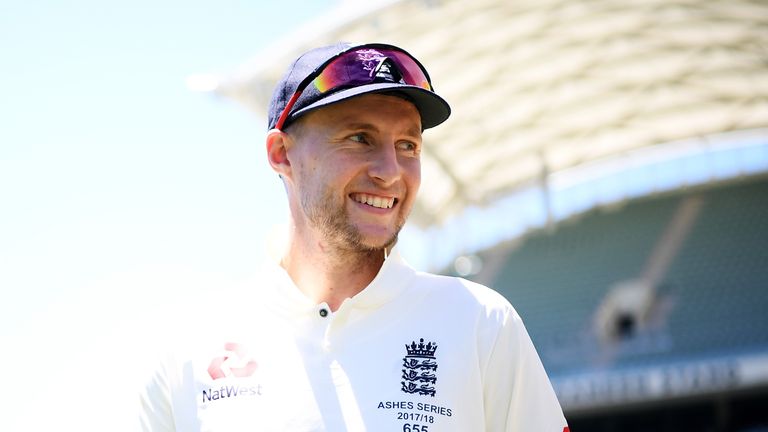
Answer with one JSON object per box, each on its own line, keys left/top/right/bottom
{"left": 0, "top": 1, "right": 333, "bottom": 429}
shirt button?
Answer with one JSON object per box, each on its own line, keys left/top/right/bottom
{"left": 319, "top": 308, "right": 329, "bottom": 318}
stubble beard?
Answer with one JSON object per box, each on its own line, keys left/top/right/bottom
{"left": 302, "top": 187, "right": 404, "bottom": 259}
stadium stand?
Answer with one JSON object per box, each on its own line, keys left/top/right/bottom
{"left": 464, "top": 178, "right": 768, "bottom": 370}
{"left": 453, "top": 177, "right": 768, "bottom": 429}
{"left": 471, "top": 189, "right": 680, "bottom": 373}
{"left": 661, "top": 180, "right": 768, "bottom": 360}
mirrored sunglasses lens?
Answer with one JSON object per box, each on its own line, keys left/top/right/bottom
{"left": 388, "top": 51, "right": 431, "bottom": 90}
{"left": 312, "top": 49, "right": 430, "bottom": 93}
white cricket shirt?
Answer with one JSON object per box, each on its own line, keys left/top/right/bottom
{"left": 139, "top": 248, "right": 568, "bottom": 431}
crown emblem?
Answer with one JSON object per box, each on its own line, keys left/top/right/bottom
{"left": 401, "top": 338, "right": 439, "bottom": 397}
{"left": 405, "top": 338, "right": 437, "bottom": 358}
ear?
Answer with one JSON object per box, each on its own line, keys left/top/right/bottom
{"left": 266, "top": 129, "right": 292, "bottom": 179}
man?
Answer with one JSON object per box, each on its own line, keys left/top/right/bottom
{"left": 140, "top": 42, "right": 568, "bottom": 431}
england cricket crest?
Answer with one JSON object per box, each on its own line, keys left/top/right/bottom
{"left": 401, "top": 338, "right": 438, "bottom": 397}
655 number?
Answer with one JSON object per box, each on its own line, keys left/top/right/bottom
{"left": 403, "top": 424, "right": 429, "bottom": 432}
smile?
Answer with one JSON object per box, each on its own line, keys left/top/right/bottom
{"left": 351, "top": 193, "right": 396, "bottom": 209}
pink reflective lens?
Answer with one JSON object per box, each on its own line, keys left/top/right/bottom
{"left": 312, "top": 48, "right": 431, "bottom": 93}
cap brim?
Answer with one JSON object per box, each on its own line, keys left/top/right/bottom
{"left": 288, "top": 82, "right": 451, "bottom": 130}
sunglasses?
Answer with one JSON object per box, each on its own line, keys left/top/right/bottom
{"left": 274, "top": 44, "right": 433, "bottom": 130}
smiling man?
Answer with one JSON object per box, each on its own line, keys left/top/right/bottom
{"left": 269, "top": 93, "right": 423, "bottom": 310}
{"left": 140, "top": 42, "right": 568, "bottom": 431}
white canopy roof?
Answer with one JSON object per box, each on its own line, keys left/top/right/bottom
{"left": 211, "top": 0, "right": 768, "bottom": 228}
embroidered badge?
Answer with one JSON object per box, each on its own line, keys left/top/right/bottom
{"left": 401, "top": 338, "right": 438, "bottom": 397}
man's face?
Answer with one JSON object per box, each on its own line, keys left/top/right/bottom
{"left": 285, "top": 93, "right": 422, "bottom": 252}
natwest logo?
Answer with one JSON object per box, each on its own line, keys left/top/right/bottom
{"left": 207, "top": 342, "right": 258, "bottom": 380}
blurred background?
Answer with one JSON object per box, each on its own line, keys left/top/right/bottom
{"left": 2, "top": 0, "right": 767, "bottom": 430}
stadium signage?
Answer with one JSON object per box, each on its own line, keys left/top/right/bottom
{"left": 552, "top": 352, "right": 768, "bottom": 410}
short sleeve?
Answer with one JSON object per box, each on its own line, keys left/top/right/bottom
{"left": 482, "top": 306, "right": 568, "bottom": 431}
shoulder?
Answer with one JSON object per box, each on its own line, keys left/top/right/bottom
{"left": 410, "top": 271, "right": 520, "bottom": 323}
{"left": 413, "top": 271, "right": 512, "bottom": 305}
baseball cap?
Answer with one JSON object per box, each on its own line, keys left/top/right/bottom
{"left": 267, "top": 42, "right": 451, "bottom": 131}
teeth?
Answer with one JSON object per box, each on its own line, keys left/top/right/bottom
{"left": 353, "top": 193, "right": 394, "bottom": 209}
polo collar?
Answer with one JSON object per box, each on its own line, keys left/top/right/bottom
{"left": 262, "top": 246, "right": 416, "bottom": 315}
{"left": 347, "top": 247, "right": 415, "bottom": 309}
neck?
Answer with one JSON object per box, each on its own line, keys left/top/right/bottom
{"left": 280, "top": 224, "right": 387, "bottom": 311}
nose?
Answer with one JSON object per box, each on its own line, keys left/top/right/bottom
{"left": 368, "top": 142, "right": 401, "bottom": 187}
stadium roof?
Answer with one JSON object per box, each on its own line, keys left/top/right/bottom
{"left": 207, "top": 0, "right": 768, "bottom": 229}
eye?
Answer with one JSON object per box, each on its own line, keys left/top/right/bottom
{"left": 348, "top": 133, "right": 369, "bottom": 144}
{"left": 397, "top": 140, "right": 420, "bottom": 155}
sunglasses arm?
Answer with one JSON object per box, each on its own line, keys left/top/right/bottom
{"left": 275, "top": 91, "right": 302, "bottom": 131}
